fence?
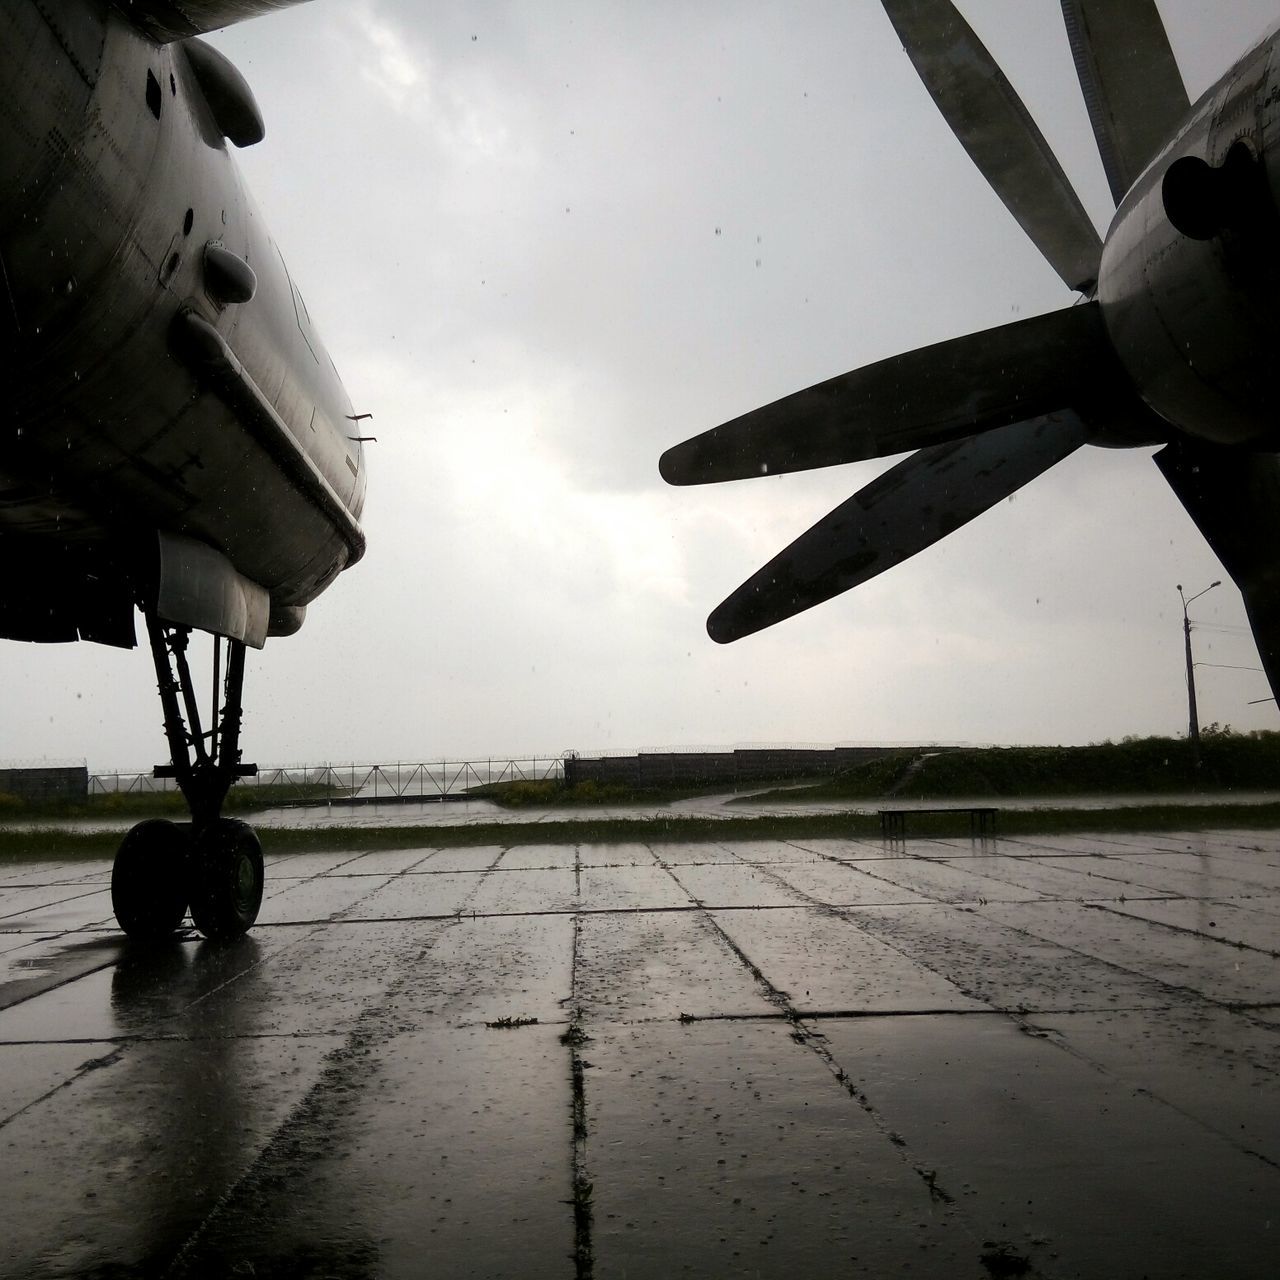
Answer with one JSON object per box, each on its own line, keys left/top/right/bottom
{"left": 89, "top": 756, "right": 567, "bottom": 804}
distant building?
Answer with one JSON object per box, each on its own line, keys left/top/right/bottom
{"left": 0, "top": 766, "right": 88, "bottom": 803}
{"left": 564, "top": 746, "right": 905, "bottom": 788}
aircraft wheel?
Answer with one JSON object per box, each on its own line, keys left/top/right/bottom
{"left": 190, "top": 818, "right": 264, "bottom": 941}
{"left": 111, "top": 819, "right": 190, "bottom": 943}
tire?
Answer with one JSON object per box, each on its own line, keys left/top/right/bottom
{"left": 111, "top": 819, "right": 190, "bottom": 943}
{"left": 189, "top": 818, "right": 264, "bottom": 940}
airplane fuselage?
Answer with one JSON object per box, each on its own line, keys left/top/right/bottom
{"left": 1, "top": 0, "right": 364, "bottom": 646}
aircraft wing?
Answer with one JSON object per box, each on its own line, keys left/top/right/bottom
{"left": 114, "top": 0, "right": 314, "bottom": 42}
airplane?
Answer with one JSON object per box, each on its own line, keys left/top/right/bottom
{"left": 660, "top": 0, "right": 1280, "bottom": 711}
{"left": 0, "top": 0, "right": 360, "bottom": 941}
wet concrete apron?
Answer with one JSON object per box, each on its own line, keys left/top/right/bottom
{"left": 1, "top": 831, "right": 1277, "bottom": 1278}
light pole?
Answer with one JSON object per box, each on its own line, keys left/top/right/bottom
{"left": 1177, "top": 580, "right": 1220, "bottom": 764}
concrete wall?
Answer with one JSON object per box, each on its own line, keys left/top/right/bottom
{"left": 564, "top": 747, "right": 909, "bottom": 788}
{"left": 0, "top": 766, "right": 88, "bottom": 802}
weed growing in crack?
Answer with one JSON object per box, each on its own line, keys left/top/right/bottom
{"left": 980, "top": 1241, "right": 1033, "bottom": 1277}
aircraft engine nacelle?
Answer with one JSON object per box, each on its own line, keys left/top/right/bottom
{"left": 1098, "top": 35, "right": 1280, "bottom": 447}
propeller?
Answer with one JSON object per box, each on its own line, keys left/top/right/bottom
{"left": 660, "top": 303, "right": 1121, "bottom": 487}
{"left": 707, "top": 414, "right": 1091, "bottom": 643}
{"left": 660, "top": 0, "right": 1280, "bottom": 701}
{"left": 662, "top": 0, "right": 1279, "bottom": 707}
{"left": 879, "top": 0, "right": 1102, "bottom": 293}
{"left": 1058, "top": 1, "right": 1190, "bottom": 203}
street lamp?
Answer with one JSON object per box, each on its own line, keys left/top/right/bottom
{"left": 1177, "top": 580, "right": 1221, "bottom": 763}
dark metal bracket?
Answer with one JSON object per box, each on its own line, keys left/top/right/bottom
{"left": 146, "top": 613, "right": 257, "bottom": 828}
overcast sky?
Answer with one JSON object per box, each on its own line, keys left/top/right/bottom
{"left": 4, "top": 0, "right": 1279, "bottom": 772}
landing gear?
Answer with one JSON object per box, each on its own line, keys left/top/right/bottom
{"left": 111, "top": 819, "right": 191, "bottom": 943}
{"left": 189, "top": 818, "right": 264, "bottom": 940}
{"left": 111, "top": 614, "right": 261, "bottom": 942}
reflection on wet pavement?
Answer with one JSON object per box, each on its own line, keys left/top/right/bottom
{"left": 1, "top": 829, "right": 1277, "bottom": 1277}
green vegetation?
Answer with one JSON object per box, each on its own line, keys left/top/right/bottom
{"left": 466, "top": 778, "right": 624, "bottom": 806}
{"left": 467, "top": 777, "right": 783, "bottom": 807}
{"left": 753, "top": 730, "right": 1280, "bottom": 803}
{"left": 481, "top": 733, "right": 1280, "bottom": 810}
{"left": 5, "top": 800, "right": 1280, "bottom": 866}
{"left": 2, "top": 732, "right": 1277, "bottom": 866}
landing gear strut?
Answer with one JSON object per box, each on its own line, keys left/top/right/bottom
{"left": 111, "top": 615, "right": 262, "bottom": 942}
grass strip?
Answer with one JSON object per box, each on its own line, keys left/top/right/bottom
{"left": 0, "top": 783, "right": 344, "bottom": 822}
{"left": 4, "top": 801, "right": 1280, "bottom": 864}
{"left": 759, "top": 733, "right": 1280, "bottom": 802}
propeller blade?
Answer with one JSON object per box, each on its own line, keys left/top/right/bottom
{"left": 1059, "top": 1, "right": 1190, "bottom": 206}
{"left": 880, "top": 0, "right": 1102, "bottom": 292}
{"left": 661, "top": 303, "right": 1116, "bottom": 485}
{"left": 1154, "top": 442, "right": 1280, "bottom": 704}
{"left": 707, "top": 413, "right": 1092, "bottom": 643}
